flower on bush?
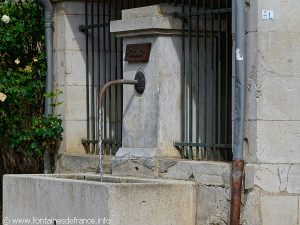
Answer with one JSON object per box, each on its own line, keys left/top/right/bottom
{"left": 0, "top": 1, "right": 63, "bottom": 157}
{"left": 0, "top": 92, "right": 7, "bottom": 102}
{"left": 1, "top": 14, "right": 10, "bottom": 23}
{"left": 24, "top": 65, "right": 32, "bottom": 73}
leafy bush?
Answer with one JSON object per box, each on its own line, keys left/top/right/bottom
{"left": 0, "top": 0, "right": 63, "bottom": 157}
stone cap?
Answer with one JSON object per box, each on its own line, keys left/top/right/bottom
{"left": 110, "top": 4, "right": 182, "bottom": 37}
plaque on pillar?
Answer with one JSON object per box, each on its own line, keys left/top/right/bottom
{"left": 124, "top": 43, "right": 151, "bottom": 63}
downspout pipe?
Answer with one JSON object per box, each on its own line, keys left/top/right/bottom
{"left": 40, "top": 0, "right": 54, "bottom": 174}
{"left": 230, "top": 1, "right": 246, "bottom": 225}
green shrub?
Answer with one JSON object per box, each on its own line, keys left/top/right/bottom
{"left": 0, "top": 0, "right": 63, "bottom": 156}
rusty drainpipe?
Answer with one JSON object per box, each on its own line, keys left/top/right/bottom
{"left": 230, "top": 0, "right": 246, "bottom": 225}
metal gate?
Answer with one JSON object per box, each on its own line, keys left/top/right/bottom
{"left": 80, "top": 0, "right": 232, "bottom": 161}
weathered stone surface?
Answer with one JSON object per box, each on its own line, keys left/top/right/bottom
{"left": 159, "top": 160, "right": 231, "bottom": 186}
{"left": 278, "top": 164, "right": 291, "bottom": 192}
{"left": 112, "top": 148, "right": 159, "bottom": 178}
{"left": 196, "top": 185, "right": 230, "bottom": 225}
{"left": 257, "top": 121, "right": 300, "bottom": 163}
{"left": 64, "top": 120, "right": 86, "bottom": 155}
{"left": 120, "top": 35, "right": 181, "bottom": 157}
{"left": 64, "top": 14, "right": 89, "bottom": 51}
{"left": 121, "top": 5, "right": 180, "bottom": 19}
{"left": 53, "top": 14, "right": 66, "bottom": 55}
{"left": 287, "top": 164, "right": 300, "bottom": 194}
{"left": 64, "top": 50, "right": 86, "bottom": 86}
{"left": 262, "top": 32, "right": 300, "bottom": 79}
{"left": 257, "top": 0, "right": 300, "bottom": 32}
{"left": 245, "top": 31, "right": 258, "bottom": 122}
{"left": 243, "top": 121, "right": 258, "bottom": 163}
{"left": 246, "top": 121, "right": 300, "bottom": 163}
{"left": 111, "top": 5, "right": 182, "bottom": 35}
{"left": 260, "top": 195, "right": 298, "bottom": 225}
{"left": 241, "top": 188, "right": 262, "bottom": 225}
{"left": 244, "top": 0, "right": 300, "bottom": 167}
{"left": 54, "top": 1, "right": 102, "bottom": 16}
{"left": 257, "top": 70, "right": 300, "bottom": 121}
{"left": 3, "top": 174, "right": 196, "bottom": 225}
{"left": 53, "top": 50, "right": 66, "bottom": 86}
{"left": 244, "top": 163, "right": 293, "bottom": 193}
{"left": 55, "top": 154, "right": 112, "bottom": 174}
{"left": 246, "top": 32, "right": 300, "bottom": 120}
{"left": 245, "top": 164, "right": 280, "bottom": 192}
{"left": 64, "top": 85, "right": 87, "bottom": 121}
{"left": 245, "top": 0, "right": 258, "bottom": 33}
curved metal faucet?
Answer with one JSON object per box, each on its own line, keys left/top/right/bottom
{"left": 98, "top": 71, "right": 145, "bottom": 181}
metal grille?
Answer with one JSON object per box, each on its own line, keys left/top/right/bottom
{"left": 174, "top": 0, "right": 232, "bottom": 161}
{"left": 80, "top": 0, "right": 232, "bottom": 161}
{"left": 80, "top": 0, "right": 178, "bottom": 155}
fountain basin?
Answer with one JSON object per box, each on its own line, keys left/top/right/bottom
{"left": 3, "top": 174, "right": 196, "bottom": 225}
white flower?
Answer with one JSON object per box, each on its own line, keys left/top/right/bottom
{"left": 1, "top": 15, "right": 10, "bottom": 24}
{"left": 15, "top": 58, "right": 20, "bottom": 65}
{"left": 33, "top": 57, "right": 38, "bottom": 63}
{"left": 24, "top": 65, "right": 32, "bottom": 73}
{"left": 0, "top": 92, "right": 7, "bottom": 102}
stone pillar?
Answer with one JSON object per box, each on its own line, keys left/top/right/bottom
{"left": 53, "top": 1, "right": 102, "bottom": 173}
{"left": 110, "top": 5, "right": 182, "bottom": 177}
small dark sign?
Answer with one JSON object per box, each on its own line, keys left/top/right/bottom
{"left": 125, "top": 43, "right": 151, "bottom": 63}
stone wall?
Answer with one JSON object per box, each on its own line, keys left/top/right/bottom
{"left": 244, "top": 0, "right": 300, "bottom": 163}
{"left": 242, "top": 0, "right": 300, "bottom": 224}
{"left": 159, "top": 160, "right": 231, "bottom": 225}
{"left": 53, "top": 1, "right": 89, "bottom": 156}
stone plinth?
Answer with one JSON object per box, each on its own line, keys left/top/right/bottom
{"left": 110, "top": 5, "right": 182, "bottom": 177}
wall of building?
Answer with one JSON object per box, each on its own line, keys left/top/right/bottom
{"left": 242, "top": 0, "right": 300, "bottom": 224}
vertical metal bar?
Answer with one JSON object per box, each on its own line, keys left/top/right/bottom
{"left": 188, "top": 0, "right": 193, "bottom": 159}
{"left": 203, "top": 0, "right": 208, "bottom": 160}
{"left": 108, "top": 0, "right": 112, "bottom": 155}
{"left": 120, "top": 0, "right": 124, "bottom": 146}
{"left": 180, "top": 0, "right": 186, "bottom": 158}
{"left": 224, "top": 0, "right": 229, "bottom": 161}
{"left": 91, "top": 0, "right": 95, "bottom": 153}
{"left": 210, "top": 0, "right": 215, "bottom": 160}
{"left": 102, "top": 0, "right": 107, "bottom": 154}
{"left": 96, "top": 0, "right": 101, "bottom": 154}
{"left": 195, "top": 0, "right": 200, "bottom": 160}
{"left": 114, "top": 0, "right": 118, "bottom": 153}
{"left": 217, "top": 0, "right": 222, "bottom": 160}
{"left": 85, "top": 0, "right": 90, "bottom": 153}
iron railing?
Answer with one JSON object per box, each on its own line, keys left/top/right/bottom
{"left": 174, "top": 0, "right": 232, "bottom": 161}
{"left": 80, "top": 0, "right": 179, "bottom": 155}
{"left": 80, "top": 0, "right": 232, "bottom": 161}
